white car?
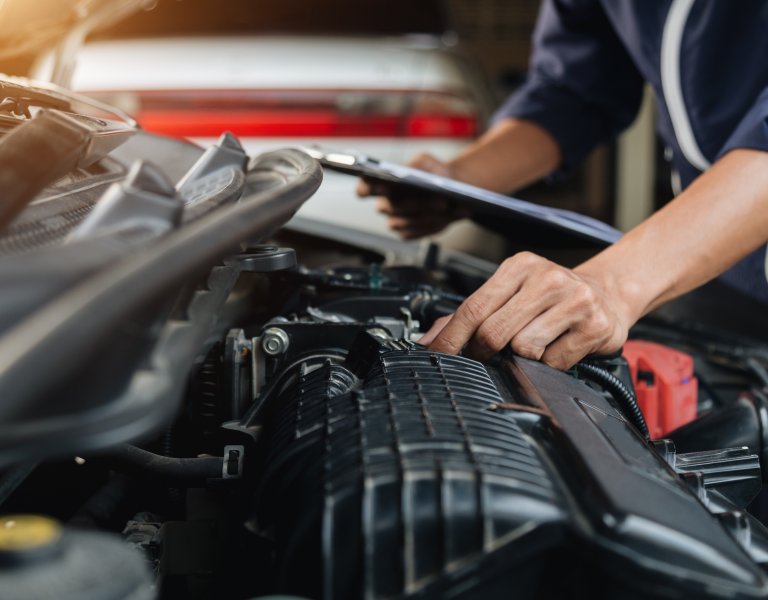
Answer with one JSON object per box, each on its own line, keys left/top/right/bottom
{"left": 38, "top": 34, "right": 494, "bottom": 238}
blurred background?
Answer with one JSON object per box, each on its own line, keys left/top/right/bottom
{"left": 0, "top": 0, "right": 669, "bottom": 259}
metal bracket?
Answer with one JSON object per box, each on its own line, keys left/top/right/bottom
{"left": 222, "top": 445, "right": 244, "bottom": 479}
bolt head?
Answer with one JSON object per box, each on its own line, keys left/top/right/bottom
{"left": 261, "top": 328, "right": 290, "bottom": 356}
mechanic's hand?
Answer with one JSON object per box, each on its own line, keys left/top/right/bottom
{"left": 418, "top": 252, "right": 630, "bottom": 370}
{"left": 356, "top": 153, "right": 471, "bottom": 239}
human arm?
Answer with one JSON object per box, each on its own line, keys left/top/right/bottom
{"left": 420, "top": 148, "right": 768, "bottom": 369}
{"left": 356, "top": 118, "right": 561, "bottom": 238}
{"left": 358, "top": 0, "right": 644, "bottom": 238}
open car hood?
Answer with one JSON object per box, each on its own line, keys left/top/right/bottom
{"left": 0, "top": 0, "right": 151, "bottom": 82}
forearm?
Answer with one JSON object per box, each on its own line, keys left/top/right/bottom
{"left": 576, "top": 148, "right": 768, "bottom": 324}
{"left": 423, "top": 148, "right": 768, "bottom": 370}
{"left": 447, "top": 118, "right": 561, "bottom": 192}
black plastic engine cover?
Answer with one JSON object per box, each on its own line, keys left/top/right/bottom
{"left": 252, "top": 334, "right": 768, "bottom": 599}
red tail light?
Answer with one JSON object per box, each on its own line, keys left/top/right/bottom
{"left": 84, "top": 89, "right": 480, "bottom": 139}
{"left": 404, "top": 114, "right": 477, "bottom": 138}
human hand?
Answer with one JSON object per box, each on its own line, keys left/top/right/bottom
{"left": 418, "top": 252, "right": 632, "bottom": 370}
{"left": 356, "top": 153, "right": 471, "bottom": 239}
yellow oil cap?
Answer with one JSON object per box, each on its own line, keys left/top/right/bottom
{"left": 0, "top": 515, "right": 62, "bottom": 553}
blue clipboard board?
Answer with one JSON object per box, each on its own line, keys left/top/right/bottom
{"left": 307, "top": 148, "right": 621, "bottom": 248}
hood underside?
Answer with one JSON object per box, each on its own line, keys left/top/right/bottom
{"left": 0, "top": 0, "right": 151, "bottom": 62}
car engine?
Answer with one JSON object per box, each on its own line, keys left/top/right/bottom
{"left": 2, "top": 102, "right": 768, "bottom": 599}
{"left": 172, "top": 258, "right": 768, "bottom": 600}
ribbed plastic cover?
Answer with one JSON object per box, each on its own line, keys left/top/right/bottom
{"left": 255, "top": 342, "right": 566, "bottom": 599}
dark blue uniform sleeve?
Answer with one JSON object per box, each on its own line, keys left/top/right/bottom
{"left": 494, "top": 0, "right": 645, "bottom": 174}
{"left": 717, "top": 87, "right": 768, "bottom": 159}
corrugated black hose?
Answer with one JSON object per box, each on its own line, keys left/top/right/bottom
{"left": 105, "top": 444, "right": 223, "bottom": 483}
{"left": 575, "top": 361, "right": 650, "bottom": 440}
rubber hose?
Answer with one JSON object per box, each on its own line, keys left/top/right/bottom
{"left": 106, "top": 444, "right": 223, "bottom": 482}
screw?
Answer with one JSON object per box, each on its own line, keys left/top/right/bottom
{"left": 261, "top": 328, "right": 290, "bottom": 356}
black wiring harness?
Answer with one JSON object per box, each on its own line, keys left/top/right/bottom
{"left": 575, "top": 360, "right": 650, "bottom": 440}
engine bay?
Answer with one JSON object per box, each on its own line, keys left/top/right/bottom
{"left": 5, "top": 234, "right": 768, "bottom": 599}
{"left": 1, "top": 111, "right": 768, "bottom": 599}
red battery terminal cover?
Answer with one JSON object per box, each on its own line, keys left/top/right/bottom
{"left": 622, "top": 340, "right": 698, "bottom": 439}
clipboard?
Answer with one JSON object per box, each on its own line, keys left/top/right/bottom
{"left": 306, "top": 148, "right": 622, "bottom": 248}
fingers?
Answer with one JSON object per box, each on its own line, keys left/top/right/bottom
{"left": 355, "top": 178, "right": 370, "bottom": 197}
{"left": 408, "top": 152, "right": 452, "bottom": 176}
{"left": 357, "top": 177, "right": 393, "bottom": 198}
{"left": 428, "top": 253, "right": 533, "bottom": 355}
{"left": 375, "top": 196, "right": 439, "bottom": 217}
{"left": 356, "top": 153, "right": 447, "bottom": 199}
{"left": 418, "top": 314, "right": 452, "bottom": 346}
{"left": 357, "top": 153, "right": 465, "bottom": 238}
{"left": 540, "top": 332, "right": 596, "bottom": 371}
{"left": 385, "top": 219, "right": 451, "bottom": 239}
{"left": 538, "top": 315, "right": 624, "bottom": 370}
{"left": 375, "top": 195, "right": 444, "bottom": 216}
{"left": 373, "top": 191, "right": 469, "bottom": 240}
{"left": 425, "top": 252, "right": 629, "bottom": 369}
{"left": 465, "top": 299, "right": 559, "bottom": 362}
{"left": 368, "top": 193, "right": 453, "bottom": 239}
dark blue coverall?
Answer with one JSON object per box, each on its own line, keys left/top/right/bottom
{"left": 495, "top": 0, "right": 768, "bottom": 301}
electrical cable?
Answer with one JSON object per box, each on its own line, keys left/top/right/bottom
{"left": 576, "top": 360, "right": 650, "bottom": 440}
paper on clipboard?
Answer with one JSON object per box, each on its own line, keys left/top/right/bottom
{"left": 306, "top": 148, "right": 622, "bottom": 248}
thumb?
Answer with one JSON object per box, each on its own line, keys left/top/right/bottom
{"left": 408, "top": 153, "right": 451, "bottom": 177}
